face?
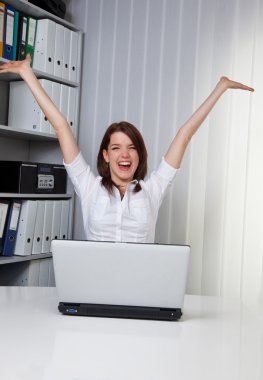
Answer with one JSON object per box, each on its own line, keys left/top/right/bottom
{"left": 103, "top": 132, "right": 139, "bottom": 186}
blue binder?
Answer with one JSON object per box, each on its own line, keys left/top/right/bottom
{"left": 0, "top": 199, "right": 10, "bottom": 254}
{"left": 1, "top": 200, "right": 22, "bottom": 257}
{"left": 3, "top": 4, "right": 15, "bottom": 60}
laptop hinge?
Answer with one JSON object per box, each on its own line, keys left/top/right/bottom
{"left": 58, "top": 302, "right": 182, "bottom": 321}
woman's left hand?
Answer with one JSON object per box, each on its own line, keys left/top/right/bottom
{"left": 218, "top": 76, "right": 254, "bottom": 92}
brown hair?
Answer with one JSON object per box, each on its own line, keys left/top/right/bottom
{"left": 97, "top": 121, "right": 148, "bottom": 194}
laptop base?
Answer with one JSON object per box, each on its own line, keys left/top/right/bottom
{"left": 58, "top": 302, "right": 182, "bottom": 321}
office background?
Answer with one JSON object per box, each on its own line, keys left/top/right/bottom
{"left": 62, "top": 0, "right": 263, "bottom": 313}
{"left": 1, "top": 0, "right": 260, "bottom": 309}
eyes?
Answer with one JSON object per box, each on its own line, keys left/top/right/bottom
{"left": 110, "top": 145, "right": 136, "bottom": 151}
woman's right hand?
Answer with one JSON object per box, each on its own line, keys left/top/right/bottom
{"left": 0, "top": 53, "right": 32, "bottom": 78}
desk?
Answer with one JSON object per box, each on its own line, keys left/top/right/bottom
{"left": 0, "top": 287, "right": 262, "bottom": 380}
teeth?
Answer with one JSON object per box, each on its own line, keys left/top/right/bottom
{"left": 119, "top": 162, "right": 130, "bottom": 166}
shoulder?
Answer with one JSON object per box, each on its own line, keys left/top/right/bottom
{"left": 63, "top": 152, "right": 99, "bottom": 193}
{"left": 154, "top": 157, "right": 178, "bottom": 181}
{"left": 63, "top": 151, "right": 89, "bottom": 176}
{"left": 144, "top": 157, "right": 178, "bottom": 187}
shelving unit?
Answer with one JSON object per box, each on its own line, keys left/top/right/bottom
{"left": 0, "top": 0, "right": 83, "bottom": 286}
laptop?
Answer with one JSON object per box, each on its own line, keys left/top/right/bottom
{"left": 51, "top": 240, "right": 190, "bottom": 321}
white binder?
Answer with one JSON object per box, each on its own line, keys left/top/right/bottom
{"left": 14, "top": 200, "right": 37, "bottom": 256}
{"left": 39, "top": 259, "right": 50, "bottom": 286}
{"left": 32, "top": 200, "right": 45, "bottom": 255}
{"left": 60, "top": 200, "right": 70, "bottom": 239}
{"left": 9, "top": 81, "right": 40, "bottom": 132}
{"left": 8, "top": 80, "right": 52, "bottom": 134}
{"left": 42, "top": 200, "right": 53, "bottom": 254}
{"left": 60, "top": 84, "right": 69, "bottom": 121}
{"left": 62, "top": 27, "right": 71, "bottom": 80}
{"left": 69, "top": 30, "right": 79, "bottom": 83}
{"left": 54, "top": 23, "right": 64, "bottom": 78}
{"left": 48, "top": 258, "right": 56, "bottom": 287}
{"left": 39, "top": 79, "right": 53, "bottom": 133}
{"left": 32, "top": 19, "right": 56, "bottom": 75}
{"left": 50, "top": 81, "right": 61, "bottom": 135}
{"left": 68, "top": 87, "right": 77, "bottom": 136}
{"left": 27, "top": 260, "right": 40, "bottom": 286}
{"left": 51, "top": 200, "right": 62, "bottom": 242}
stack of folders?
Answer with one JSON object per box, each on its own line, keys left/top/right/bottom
{"left": 32, "top": 19, "right": 79, "bottom": 83}
{"left": 0, "top": 199, "right": 70, "bottom": 257}
{"left": 0, "top": 2, "right": 37, "bottom": 62}
{"left": 0, "top": 3, "right": 79, "bottom": 83}
{"left": 8, "top": 80, "right": 77, "bottom": 136}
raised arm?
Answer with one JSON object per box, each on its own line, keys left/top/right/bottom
{"left": 0, "top": 54, "right": 80, "bottom": 164}
{"left": 165, "top": 76, "right": 254, "bottom": 169}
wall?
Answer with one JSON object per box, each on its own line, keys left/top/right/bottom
{"left": 68, "top": 0, "right": 263, "bottom": 312}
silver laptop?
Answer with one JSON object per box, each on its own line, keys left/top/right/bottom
{"left": 51, "top": 240, "right": 190, "bottom": 321}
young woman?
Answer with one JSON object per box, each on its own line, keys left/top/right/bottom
{"left": 0, "top": 54, "right": 254, "bottom": 243}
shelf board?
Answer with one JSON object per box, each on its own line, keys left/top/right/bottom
{"left": 0, "top": 59, "right": 80, "bottom": 86}
{"left": 0, "top": 193, "right": 73, "bottom": 199}
{"left": 0, "top": 252, "right": 52, "bottom": 265}
{"left": 3, "top": 0, "right": 81, "bottom": 31}
{"left": 0, "top": 125, "right": 58, "bottom": 141}
{"left": 33, "top": 69, "right": 80, "bottom": 87}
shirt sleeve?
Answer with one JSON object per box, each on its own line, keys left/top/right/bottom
{"left": 143, "top": 157, "right": 178, "bottom": 214}
{"left": 63, "top": 152, "right": 97, "bottom": 199}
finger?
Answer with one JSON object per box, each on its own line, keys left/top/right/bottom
{"left": 237, "top": 83, "right": 254, "bottom": 92}
{"left": 26, "top": 53, "right": 31, "bottom": 62}
{"left": 244, "top": 85, "right": 254, "bottom": 92}
{"left": 229, "top": 79, "right": 254, "bottom": 92}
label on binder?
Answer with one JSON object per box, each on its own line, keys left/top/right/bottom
{"left": 10, "top": 202, "right": 21, "bottom": 230}
{"left": 6, "top": 9, "right": 14, "bottom": 46}
{"left": 0, "top": 203, "right": 9, "bottom": 237}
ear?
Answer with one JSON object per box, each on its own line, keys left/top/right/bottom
{"left": 102, "top": 149, "right": 109, "bottom": 163}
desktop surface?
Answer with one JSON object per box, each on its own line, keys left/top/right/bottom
{"left": 0, "top": 286, "right": 262, "bottom": 380}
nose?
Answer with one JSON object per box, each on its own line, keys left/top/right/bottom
{"left": 120, "top": 148, "right": 130, "bottom": 158}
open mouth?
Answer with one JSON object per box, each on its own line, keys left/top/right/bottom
{"left": 118, "top": 161, "right": 131, "bottom": 171}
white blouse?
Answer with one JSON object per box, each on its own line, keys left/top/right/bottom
{"left": 64, "top": 152, "right": 177, "bottom": 243}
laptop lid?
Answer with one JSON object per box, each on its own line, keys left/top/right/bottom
{"left": 51, "top": 240, "right": 190, "bottom": 321}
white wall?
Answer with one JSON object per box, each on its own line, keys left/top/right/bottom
{"left": 68, "top": 0, "right": 263, "bottom": 312}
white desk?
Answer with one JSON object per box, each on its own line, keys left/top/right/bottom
{"left": 0, "top": 287, "right": 262, "bottom": 380}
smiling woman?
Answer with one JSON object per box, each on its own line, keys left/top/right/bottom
{"left": 65, "top": 119, "right": 176, "bottom": 242}
{"left": 0, "top": 54, "right": 254, "bottom": 243}
{"left": 97, "top": 121, "right": 147, "bottom": 195}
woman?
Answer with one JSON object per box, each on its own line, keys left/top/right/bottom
{"left": 0, "top": 54, "right": 254, "bottom": 242}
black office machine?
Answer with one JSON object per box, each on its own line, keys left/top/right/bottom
{"left": 28, "top": 0, "right": 66, "bottom": 19}
{"left": 0, "top": 161, "right": 67, "bottom": 194}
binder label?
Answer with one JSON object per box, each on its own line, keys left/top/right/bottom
{"left": 0, "top": 6, "right": 4, "bottom": 43}
{"left": 22, "top": 17, "right": 27, "bottom": 43}
{"left": 10, "top": 202, "right": 21, "bottom": 230}
{"left": 28, "top": 18, "right": 36, "bottom": 47}
{"left": 6, "top": 9, "right": 14, "bottom": 46}
{"left": 0, "top": 203, "right": 9, "bottom": 237}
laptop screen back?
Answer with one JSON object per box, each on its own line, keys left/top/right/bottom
{"left": 52, "top": 240, "right": 190, "bottom": 309}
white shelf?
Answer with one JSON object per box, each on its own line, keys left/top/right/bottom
{"left": 0, "top": 58, "right": 80, "bottom": 86}
{"left": 0, "top": 193, "right": 73, "bottom": 199}
{"left": 0, "top": 125, "right": 58, "bottom": 141}
{"left": 0, "top": 252, "right": 52, "bottom": 265}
